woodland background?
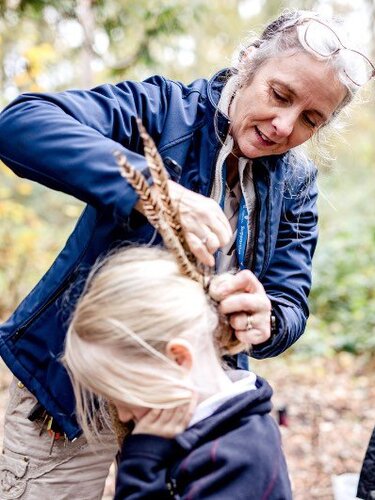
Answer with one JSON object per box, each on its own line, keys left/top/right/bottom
{"left": 0, "top": 0, "right": 374, "bottom": 498}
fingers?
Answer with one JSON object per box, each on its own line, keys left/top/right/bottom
{"left": 229, "top": 312, "right": 271, "bottom": 345}
{"left": 167, "top": 181, "right": 232, "bottom": 265}
{"left": 133, "top": 393, "right": 198, "bottom": 438}
{"left": 180, "top": 201, "right": 231, "bottom": 246}
{"left": 235, "top": 327, "right": 270, "bottom": 345}
{"left": 201, "top": 230, "right": 221, "bottom": 254}
{"left": 213, "top": 270, "right": 272, "bottom": 347}
{"left": 207, "top": 211, "right": 232, "bottom": 247}
{"left": 185, "top": 232, "right": 215, "bottom": 267}
{"left": 226, "top": 269, "right": 263, "bottom": 294}
{"left": 161, "top": 403, "right": 194, "bottom": 431}
{"left": 229, "top": 312, "right": 251, "bottom": 331}
{"left": 221, "top": 293, "right": 271, "bottom": 346}
{"left": 210, "top": 270, "right": 263, "bottom": 300}
{"left": 178, "top": 190, "right": 232, "bottom": 244}
{"left": 219, "top": 288, "right": 270, "bottom": 316}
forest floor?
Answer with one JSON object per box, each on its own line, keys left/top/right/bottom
{"left": 0, "top": 352, "right": 373, "bottom": 499}
{"left": 252, "top": 353, "right": 374, "bottom": 499}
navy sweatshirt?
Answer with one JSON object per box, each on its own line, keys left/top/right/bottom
{"left": 115, "top": 376, "right": 292, "bottom": 499}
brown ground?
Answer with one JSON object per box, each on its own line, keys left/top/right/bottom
{"left": 252, "top": 353, "right": 374, "bottom": 499}
{"left": 0, "top": 353, "right": 373, "bottom": 499}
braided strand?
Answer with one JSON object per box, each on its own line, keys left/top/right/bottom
{"left": 114, "top": 150, "right": 162, "bottom": 229}
{"left": 136, "top": 118, "right": 194, "bottom": 259}
{"left": 136, "top": 119, "right": 175, "bottom": 224}
{"left": 114, "top": 150, "right": 203, "bottom": 284}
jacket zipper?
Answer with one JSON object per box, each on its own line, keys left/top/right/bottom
{"left": 205, "top": 145, "right": 221, "bottom": 198}
{"left": 256, "top": 169, "right": 271, "bottom": 279}
{"left": 238, "top": 158, "right": 255, "bottom": 272}
{"left": 12, "top": 206, "right": 99, "bottom": 343}
{"left": 210, "top": 136, "right": 233, "bottom": 200}
{"left": 263, "top": 170, "right": 271, "bottom": 278}
{"left": 12, "top": 269, "right": 79, "bottom": 342}
{"left": 251, "top": 177, "right": 260, "bottom": 273}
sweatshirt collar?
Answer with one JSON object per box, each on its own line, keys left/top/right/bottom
{"left": 188, "top": 371, "right": 257, "bottom": 427}
{"left": 176, "top": 375, "right": 273, "bottom": 451}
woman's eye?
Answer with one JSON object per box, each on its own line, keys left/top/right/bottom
{"left": 303, "top": 114, "right": 317, "bottom": 128}
{"left": 272, "top": 89, "right": 288, "bottom": 103}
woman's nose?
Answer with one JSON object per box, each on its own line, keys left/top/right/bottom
{"left": 272, "top": 110, "right": 297, "bottom": 138}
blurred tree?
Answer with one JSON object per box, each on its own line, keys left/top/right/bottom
{"left": 0, "top": 0, "right": 375, "bottom": 354}
{"left": 0, "top": 0, "right": 211, "bottom": 318}
{"left": 0, "top": 0, "right": 206, "bottom": 96}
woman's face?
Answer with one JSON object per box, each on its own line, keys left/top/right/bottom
{"left": 229, "top": 51, "right": 347, "bottom": 158}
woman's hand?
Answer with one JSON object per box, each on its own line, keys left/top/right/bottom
{"left": 212, "top": 270, "right": 272, "bottom": 346}
{"left": 136, "top": 180, "right": 232, "bottom": 267}
{"left": 133, "top": 399, "right": 197, "bottom": 439}
{"left": 168, "top": 181, "right": 233, "bottom": 266}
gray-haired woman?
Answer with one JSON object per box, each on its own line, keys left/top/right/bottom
{"left": 0, "top": 8, "right": 373, "bottom": 499}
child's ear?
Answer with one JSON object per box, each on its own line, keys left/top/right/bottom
{"left": 166, "top": 338, "right": 193, "bottom": 371}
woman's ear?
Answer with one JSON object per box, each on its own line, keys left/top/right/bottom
{"left": 166, "top": 338, "right": 194, "bottom": 371}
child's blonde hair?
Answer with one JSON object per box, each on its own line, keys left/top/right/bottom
{"left": 63, "top": 246, "right": 245, "bottom": 438}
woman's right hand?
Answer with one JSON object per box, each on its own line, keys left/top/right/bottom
{"left": 136, "top": 180, "right": 232, "bottom": 267}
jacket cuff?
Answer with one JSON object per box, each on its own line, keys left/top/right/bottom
{"left": 250, "top": 302, "right": 286, "bottom": 355}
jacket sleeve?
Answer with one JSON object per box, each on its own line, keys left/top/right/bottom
{"left": 357, "top": 426, "right": 375, "bottom": 499}
{"left": 114, "top": 434, "right": 178, "bottom": 499}
{"left": 252, "top": 167, "right": 318, "bottom": 359}
{"left": 115, "top": 418, "right": 292, "bottom": 500}
{"left": 0, "top": 77, "right": 170, "bottom": 224}
{"left": 177, "top": 416, "right": 292, "bottom": 499}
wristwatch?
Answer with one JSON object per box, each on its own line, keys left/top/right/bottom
{"left": 270, "top": 309, "right": 278, "bottom": 339}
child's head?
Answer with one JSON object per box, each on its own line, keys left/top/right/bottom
{"left": 63, "top": 246, "right": 243, "bottom": 435}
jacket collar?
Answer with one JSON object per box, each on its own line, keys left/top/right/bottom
{"left": 175, "top": 376, "right": 273, "bottom": 451}
{"left": 206, "top": 68, "right": 232, "bottom": 142}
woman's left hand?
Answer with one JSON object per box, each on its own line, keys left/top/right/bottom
{"left": 213, "top": 270, "right": 272, "bottom": 346}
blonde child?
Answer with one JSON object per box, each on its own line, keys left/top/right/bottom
{"left": 63, "top": 246, "right": 292, "bottom": 499}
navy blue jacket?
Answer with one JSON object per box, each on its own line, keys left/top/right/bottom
{"left": 0, "top": 70, "right": 318, "bottom": 439}
{"left": 358, "top": 426, "right": 375, "bottom": 499}
{"left": 115, "top": 377, "right": 292, "bottom": 499}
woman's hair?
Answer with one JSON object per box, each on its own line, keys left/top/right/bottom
{"left": 232, "top": 9, "right": 366, "bottom": 117}
{"left": 63, "top": 246, "right": 243, "bottom": 438}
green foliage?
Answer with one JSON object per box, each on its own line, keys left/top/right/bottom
{"left": 305, "top": 222, "right": 375, "bottom": 355}
{"left": 0, "top": 0, "right": 208, "bottom": 97}
{"left": 295, "top": 108, "right": 375, "bottom": 356}
{"left": 0, "top": 163, "right": 81, "bottom": 320}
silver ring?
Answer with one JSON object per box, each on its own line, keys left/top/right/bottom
{"left": 246, "top": 315, "right": 253, "bottom": 331}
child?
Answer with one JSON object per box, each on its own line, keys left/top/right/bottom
{"left": 63, "top": 246, "right": 292, "bottom": 499}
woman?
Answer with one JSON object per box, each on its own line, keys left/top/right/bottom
{"left": 0, "top": 8, "right": 372, "bottom": 499}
